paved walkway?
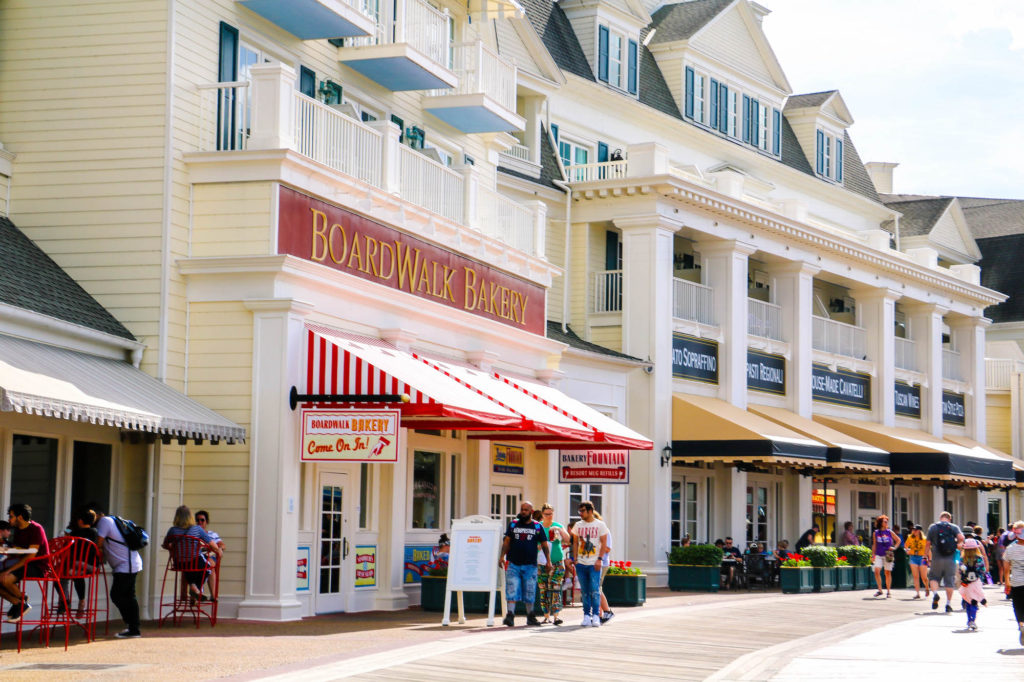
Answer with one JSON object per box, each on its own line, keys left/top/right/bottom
{"left": 0, "top": 586, "right": 1021, "bottom": 680}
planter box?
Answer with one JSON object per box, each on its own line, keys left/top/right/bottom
{"left": 812, "top": 566, "right": 836, "bottom": 592}
{"left": 668, "top": 564, "right": 720, "bottom": 592}
{"left": 835, "top": 565, "right": 854, "bottom": 591}
{"left": 603, "top": 574, "right": 646, "bottom": 606}
{"left": 780, "top": 567, "right": 813, "bottom": 594}
{"left": 853, "top": 565, "right": 873, "bottom": 590}
{"left": 419, "top": 576, "right": 497, "bottom": 613}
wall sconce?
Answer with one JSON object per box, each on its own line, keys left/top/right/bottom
{"left": 661, "top": 443, "right": 673, "bottom": 467}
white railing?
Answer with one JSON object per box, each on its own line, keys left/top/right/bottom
{"left": 748, "top": 299, "right": 783, "bottom": 341}
{"left": 565, "top": 160, "right": 628, "bottom": 183}
{"left": 478, "top": 187, "right": 534, "bottom": 254}
{"left": 341, "top": 0, "right": 449, "bottom": 67}
{"left": 986, "top": 358, "right": 1024, "bottom": 390}
{"left": 294, "top": 93, "right": 383, "bottom": 187}
{"left": 894, "top": 337, "right": 918, "bottom": 371}
{"left": 672, "top": 278, "right": 715, "bottom": 325}
{"left": 399, "top": 145, "right": 464, "bottom": 224}
{"left": 812, "top": 315, "right": 867, "bottom": 359}
{"left": 197, "top": 81, "right": 250, "bottom": 152}
{"left": 444, "top": 41, "right": 516, "bottom": 110}
{"left": 593, "top": 270, "right": 623, "bottom": 313}
{"left": 503, "top": 144, "right": 531, "bottom": 162}
{"left": 943, "top": 348, "right": 963, "bottom": 381}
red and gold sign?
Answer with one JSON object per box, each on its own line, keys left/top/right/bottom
{"left": 812, "top": 489, "right": 836, "bottom": 515}
{"left": 300, "top": 409, "right": 400, "bottom": 462}
{"left": 278, "top": 186, "right": 546, "bottom": 334}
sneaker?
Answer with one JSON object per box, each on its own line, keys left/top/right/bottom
{"left": 8, "top": 602, "right": 30, "bottom": 623}
{"left": 526, "top": 614, "right": 540, "bottom": 627}
{"left": 932, "top": 594, "right": 940, "bottom": 610}
{"left": 553, "top": 618, "right": 563, "bottom": 626}
{"left": 968, "top": 621, "right": 977, "bottom": 631}
{"left": 945, "top": 604, "right": 954, "bottom": 613}
{"left": 886, "top": 592, "right": 891, "bottom": 599}
{"left": 913, "top": 594, "right": 922, "bottom": 600}
{"left": 600, "top": 610, "right": 615, "bottom": 624}
{"left": 115, "top": 629, "right": 142, "bottom": 639}
{"left": 502, "top": 612, "right": 514, "bottom": 627}
{"left": 6, "top": 603, "right": 19, "bottom": 621}
{"left": 873, "top": 590, "right": 883, "bottom": 597}
{"left": 580, "top": 615, "right": 592, "bottom": 627}
{"left": 591, "top": 614, "right": 601, "bottom": 627}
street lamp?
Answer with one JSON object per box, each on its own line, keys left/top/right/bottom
{"left": 661, "top": 443, "right": 673, "bottom": 467}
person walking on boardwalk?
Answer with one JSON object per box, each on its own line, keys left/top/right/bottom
{"left": 573, "top": 501, "right": 609, "bottom": 628}
{"left": 500, "top": 501, "right": 551, "bottom": 627}
{"left": 1002, "top": 520, "right": 1024, "bottom": 644}
{"left": 958, "top": 538, "right": 987, "bottom": 631}
{"left": 925, "top": 511, "right": 965, "bottom": 613}
{"left": 537, "top": 503, "right": 569, "bottom": 625}
{"left": 871, "top": 515, "right": 901, "bottom": 598}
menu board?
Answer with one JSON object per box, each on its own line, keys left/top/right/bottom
{"left": 448, "top": 518, "right": 503, "bottom": 592}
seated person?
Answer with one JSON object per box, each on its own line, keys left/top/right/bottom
{"left": 195, "top": 510, "right": 225, "bottom": 600}
{"left": 745, "top": 542, "right": 762, "bottom": 556}
{"left": 60, "top": 508, "right": 100, "bottom": 617}
{"left": 0, "top": 503, "right": 49, "bottom": 622}
{"left": 720, "top": 537, "right": 743, "bottom": 589}
{"left": 774, "top": 540, "right": 790, "bottom": 562}
{"left": 162, "top": 505, "right": 220, "bottom": 602}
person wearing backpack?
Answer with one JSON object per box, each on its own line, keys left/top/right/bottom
{"left": 94, "top": 506, "right": 145, "bottom": 639}
{"left": 925, "top": 511, "right": 965, "bottom": 613}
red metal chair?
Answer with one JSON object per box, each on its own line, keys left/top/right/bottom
{"left": 159, "top": 535, "right": 219, "bottom": 628}
{"left": 52, "top": 536, "right": 100, "bottom": 641}
{"left": 2, "top": 543, "right": 73, "bottom": 652}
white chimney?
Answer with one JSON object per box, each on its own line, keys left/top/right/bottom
{"left": 864, "top": 162, "right": 898, "bottom": 194}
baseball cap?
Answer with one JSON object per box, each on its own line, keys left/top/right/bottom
{"left": 962, "top": 538, "right": 980, "bottom": 550}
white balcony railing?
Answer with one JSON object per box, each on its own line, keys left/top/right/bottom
{"left": 478, "top": 187, "right": 534, "bottom": 255}
{"left": 894, "top": 337, "right": 918, "bottom": 372}
{"left": 294, "top": 93, "right": 383, "bottom": 187}
{"left": 812, "top": 315, "right": 867, "bottom": 359}
{"left": 748, "top": 298, "right": 783, "bottom": 341}
{"left": 593, "top": 270, "right": 623, "bottom": 313}
{"left": 943, "top": 349, "right": 963, "bottom": 381}
{"left": 197, "top": 81, "right": 250, "bottom": 152}
{"left": 986, "top": 358, "right": 1024, "bottom": 390}
{"left": 672, "top": 278, "right": 715, "bottom": 325}
{"left": 341, "top": 0, "right": 450, "bottom": 66}
{"left": 445, "top": 41, "right": 516, "bottom": 110}
{"left": 566, "top": 160, "right": 628, "bottom": 183}
{"left": 399, "top": 145, "right": 464, "bottom": 224}
{"left": 503, "top": 144, "right": 531, "bottom": 162}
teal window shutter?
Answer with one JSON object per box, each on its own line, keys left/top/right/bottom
{"left": 598, "top": 26, "right": 609, "bottom": 82}
{"left": 217, "top": 22, "right": 239, "bottom": 151}
{"left": 551, "top": 123, "right": 559, "bottom": 144}
{"left": 750, "top": 99, "right": 759, "bottom": 147}
{"left": 299, "top": 66, "right": 316, "bottom": 98}
{"left": 685, "top": 67, "right": 694, "bottom": 119}
{"left": 627, "top": 40, "right": 638, "bottom": 94}
{"left": 742, "top": 95, "right": 750, "bottom": 143}
{"left": 772, "top": 108, "right": 781, "bottom": 156}
{"left": 836, "top": 138, "right": 844, "bottom": 182}
{"left": 709, "top": 80, "right": 719, "bottom": 129}
{"left": 718, "top": 84, "right": 729, "bottom": 133}
{"left": 597, "top": 142, "right": 609, "bottom": 162}
{"left": 816, "top": 130, "right": 824, "bottom": 174}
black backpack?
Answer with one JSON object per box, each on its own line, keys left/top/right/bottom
{"left": 110, "top": 515, "right": 150, "bottom": 552}
{"left": 935, "top": 522, "right": 957, "bottom": 557}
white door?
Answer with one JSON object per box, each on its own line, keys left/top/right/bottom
{"left": 489, "top": 486, "right": 522, "bottom": 529}
{"left": 316, "top": 472, "right": 350, "bottom": 614}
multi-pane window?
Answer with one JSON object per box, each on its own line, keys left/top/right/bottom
{"left": 745, "top": 485, "right": 769, "bottom": 545}
{"left": 671, "top": 480, "right": 699, "bottom": 546}
{"left": 728, "top": 91, "right": 739, "bottom": 138}
{"left": 816, "top": 129, "right": 844, "bottom": 182}
{"left": 608, "top": 33, "right": 623, "bottom": 88}
{"left": 598, "top": 25, "right": 638, "bottom": 94}
{"left": 758, "top": 104, "right": 770, "bottom": 151}
{"left": 569, "top": 484, "right": 604, "bottom": 525}
{"left": 685, "top": 66, "right": 779, "bottom": 156}
{"left": 412, "top": 451, "right": 441, "bottom": 529}
{"left": 693, "top": 73, "right": 705, "bottom": 124}
{"left": 559, "top": 139, "right": 589, "bottom": 168}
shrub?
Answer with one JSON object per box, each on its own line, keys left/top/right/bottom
{"left": 669, "top": 544, "right": 724, "bottom": 566}
{"left": 838, "top": 545, "right": 872, "bottom": 567}
{"left": 802, "top": 545, "right": 838, "bottom": 567}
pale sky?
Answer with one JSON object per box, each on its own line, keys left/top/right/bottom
{"left": 760, "top": 0, "right": 1024, "bottom": 199}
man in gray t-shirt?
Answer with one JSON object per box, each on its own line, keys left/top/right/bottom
{"left": 924, "top": 511, "right": 964, "bottom": 613}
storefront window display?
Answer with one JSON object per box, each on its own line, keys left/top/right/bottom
{"left": 812, "top": 480, "right": 837, "bottom": 544}
{"left": 412, "top": 451, "right": 441, "bottom": 529}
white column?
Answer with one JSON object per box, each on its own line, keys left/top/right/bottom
{"left": 728, "top": 467, "right": 748, "bottom": 543}
{"left": 950, "top": 316, "right": 990, "bottom": 441}
{"left": 853, "top": 288, "right": 898, "bottom": 426}
{"left": 523, "top": 96, "right": 543, "bottom": 165}
{"left": 906, "top": 303, "right": 947, "bottom": 436}
{"left": 696, "top": 240, "right": 755, "bottom": 407}
{"left": 237, "top": 299, "right": 313, "bottom": 621}
{"left": 376, "top": 427, "right": 411, "bottom": 610}
{"left": 248, "top": 63, "right": 296, "bottom": 151}
{"left": 617, "top": 215, "right": 680, "bottom": 583}
{"left": 771, "top": 262, "right": 819, "bottom": 416}
{"left": 526, "top": 200, "right": 547, "bottom": 260}
{"left": 369, "top": 119, "right": 401, "bottom": 194}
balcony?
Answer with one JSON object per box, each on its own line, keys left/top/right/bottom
{"left": 566, "top": 160, "right": 629, "bottom": 183}
{"left": 422, "top": 41, "right": 523, "bottom": 133}
{"left": 812, "top": 315, "right": 867, "bottom": 359}
{"left": 593, "top": 270, "right": 622, "bottom": 313}
{"left": 673, "top": 278, "right": 715, "bottom": 325}
{"left": 337, "top": 0, "right": 457, "bottom": 91}
{"left": 193, "top": 68, "right": 544, "bottom": 258}
{"left": 986, "top": 358, "right": 1024, "bottom": 390}
{"left": 943, "top": 349, "right": 963, "bottom": 381}
{"left": 894, "top": 337, "right": 918, "bottom": 372}
{"left": 238, "top": 0, "right": 376, "bottom": 39}
{"left": 748, "top": 298, "right": 783, "bottom": 341}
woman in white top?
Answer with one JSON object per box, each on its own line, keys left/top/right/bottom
{"left": 1002, "top": 520, "right": 1024, "bottom": 645}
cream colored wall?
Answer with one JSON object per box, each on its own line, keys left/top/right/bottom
{"left": 191, "top": 182, "right": 276, "bottom": 257}
{"left": 689, "top": 6, "right": 773, "bottom": 84}
{"left": 987, "top": 393, "right": 1012, "bottom": 453}
{"left": 568, "top": 223, "right": 591, "bottom": 330}
{"left": 0, "top": 173, "right": 8, "bottom": 216}
{"left": 546, "top": 217, "right": 566, "bottom": 324}
{"left": 589, "top": 325, "right": 623, "bottom": 352}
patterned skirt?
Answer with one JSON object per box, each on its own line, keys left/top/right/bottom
{"left": 538, "top": 565, "right": 566, "bottom": 617}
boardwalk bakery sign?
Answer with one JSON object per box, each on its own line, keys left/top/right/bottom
{"left": 277, "top": 186, "right": 545, "bottom": 334}
{"left": 300, "top": 409, "right": 400, "bottom": 462}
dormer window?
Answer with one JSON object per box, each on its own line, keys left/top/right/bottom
{"left": 816, "top": 129, "right": 844, "bottom": 182}
{"left": 598, "top": 25, "right": 638, "bottom": 95}
{"left": 686, "top": 66, "right": 780, "bottom": 157}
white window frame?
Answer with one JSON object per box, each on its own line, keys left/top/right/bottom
{"left": 693, "top": 72, "right": 706, "bottom": 124}
{"left": 558, "top": 135, "right": 591, "bottom": 168}
{"left": 758, "top": 103, "right": 770, "bottom": 151}
{"left": 728, "top": 90, "right": 739, "bottom": 138}
{"left": 608, "top": 31, "right": 624, "bottom": 89}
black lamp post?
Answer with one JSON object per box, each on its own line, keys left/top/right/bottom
{"left": 661, "top": 443, "right": 673, "bottom": 467}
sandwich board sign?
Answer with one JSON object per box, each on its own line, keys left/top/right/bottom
{"left": 441, "top": 515, "right": 504, "bottom": 626}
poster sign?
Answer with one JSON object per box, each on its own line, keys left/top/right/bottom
{"left": 894, "top": 382, "right": 921, "bottom": 418}
{"left": 296, "top": 546, "right": 310, "bottom": 592}
{"left": 811, "top": 364, "right": 871, "bottom": 410}
{"left": 300, "top": 409, "right": 400, "bottom": 462}
{"left": 442, "top": 515, "right": 504, "bottom": 626}
{"left": 355, "top": 545, "right": 377, "bottom": 587}
{"left": 942, "top": 390, "right": 966, "bottom": 426}
{"left": 672, "top": 333, "right": 718, "bottom": 384}
{"left": 492, "top": 444, "right": 524, "bottom": 475}
{"left": 747, "top": 350, "right": 786, "bottom": 395}
{"left": 558, "top": 450, "right": 629, "bottom": 484}
{"left": 403, "top": 545, "right": 435, "bottom": 583}
{"left": 278, "top": 186, "right": 546, "bottom": 334}
{"left": 812, "top": 489, "right": 836, "bottom": 515}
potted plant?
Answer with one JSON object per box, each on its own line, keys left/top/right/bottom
{"left": 779, "top": 552, "right": 813, "bottom": 593}
{"left": 419, "top": 563, "right": 496, "bottom": 613}
{"left": 834, "top": 555, "right": 854, "bottom": 591}
{"left": 668, "top": 544, "right": 724, "bottom": 592}
{"left": 602, "top": 560, "right": 646, "bottom": 606}
{"left": 840, "top": 545, "right": 872, "bottom": 590}
{"left": 803, "top": 545, "right": 837, "bottom": 592}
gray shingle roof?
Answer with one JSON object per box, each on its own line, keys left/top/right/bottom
{"left": 649, "top": 0, "right": 734, "bottom": 45}
{"left": 878, "top": 195, "right": 953, "bottom": 237}
{"left": 959, "top": 197, "right": 1024, "bottom": 239}
{"left": 783, "top": 90, "right": 836, "bottom": 110}
{"left": 841, "top": 131, "right": 879, "bottom": 203}
{"left": 499, "top": 124, "right": 566, "bottom": 191}
{"left": 977, "top": 233, "right": 1024, "bottom": 323}
{"left": 639, "top": 29, "right": 682, "bottom": 119}
{"left": 779, "top": 115, "right": 812, "bottom": 175}
{"left": 520, "top": 0, "right": 595, "bottom": 81}
{"left": 547, "top": 321, "right": 643, "bottom": 362}
{"left": 0, "top": 216, "right": 135, "bottom": 340}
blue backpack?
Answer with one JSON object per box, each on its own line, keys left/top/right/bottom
{"left": 110, "top": 515, "right": 150, "bottom": 552}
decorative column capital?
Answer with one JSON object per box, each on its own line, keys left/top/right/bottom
{"left": 900, "top": 301, "right": 950, "bottom": 316}
{"left": 693, "top": 238, "right": 757, "bottom": 258}
{"left": 770, "top": 260, "right": 820, "bottom": 277}
{"left": 243, "top": 298, "right": 315, "bottom": 316}
{"left": 848, "top": 285, "right": 901, "bottom": 302}
{"left": 946, "top": 314, "right": 991, "bottom": 331}
{"left": 613, "top": 214, "right": 683, "bottom": 233}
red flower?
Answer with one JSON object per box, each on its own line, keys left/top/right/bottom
{"left": 625, "top": 561, "right": 632, "bottom": 567}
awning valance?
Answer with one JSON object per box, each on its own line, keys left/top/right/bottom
{"left": 748, "top": 405, "right": 889, "bottom": 471}
{"left": 942, "top": 435, "right": 1024, "bottom": 488}
{"left": 0, "top": 334, "right": 245, "bottom": 442}
{"left": 814, "top": 416, "right": 1015, "bottom": 485}
{"left": 672, "top": 394, "right": 828, "bottom": 465}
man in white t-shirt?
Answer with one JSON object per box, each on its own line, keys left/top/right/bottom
{"left": 94, "top": 509, "right": 143, "bottom": 639}
{"left": 1002, "top": 520, "right": 1024, "bottom": 646}
{"left": 572, "top": 500, "right": 608, "bottom": 627}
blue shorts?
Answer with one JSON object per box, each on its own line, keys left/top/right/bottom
{"left": 909, "top": 555, "right": 924, "bottom": 566}
{"left": 506, "top": 563, "right": 538, "bottom": 603}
